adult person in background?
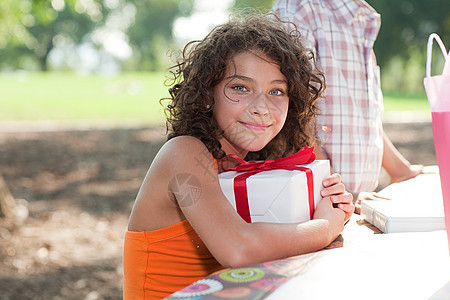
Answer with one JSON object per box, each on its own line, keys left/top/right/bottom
{"left": 272, "top": 0, "right": 422, "bottom": 212}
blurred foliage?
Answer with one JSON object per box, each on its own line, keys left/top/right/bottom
{"left": 367, "top": 0, "right": 450, "bottom": 70}
{"left": 232, "top": 0, "right": 275, "bottom": 14}
{"left": 367, "top": 0, "right": 450, "bottom": 94}
{"left": 125, "top": 0, "right": 193, "bottom": 71}
{"left": 0, "top": 0, "right": 110, "bottom": 71}
{"left": 0, "top": 0, "right": 193, "bottom": 72}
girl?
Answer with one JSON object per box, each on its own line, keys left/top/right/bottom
{"left": 123, "top": 13, "right": 354, "bottom": 299}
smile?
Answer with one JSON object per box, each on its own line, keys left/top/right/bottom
{"left": 239, "top": 121, "right": 272, "bottom": 131}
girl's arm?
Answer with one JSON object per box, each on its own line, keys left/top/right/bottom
{"left": 160, "top": 136, "right": 351, "bottom": 268}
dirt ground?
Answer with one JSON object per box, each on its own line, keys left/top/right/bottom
{"left": 0, "top": 120, "right": 437, "bottom": 300}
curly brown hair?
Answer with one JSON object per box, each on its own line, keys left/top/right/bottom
{"left": 165, "top": 13, "right": 325, "bottom": 160}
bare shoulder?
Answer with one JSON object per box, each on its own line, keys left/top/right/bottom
{"left": 155, "top": 136, "right": 214, "bottom": 173}
{"left": 160, "top": 135, "right": 209, "bottom": 157}
{"left": 128, "top": 136, "right": 216, "bottom": 231}
{"left": 145, "top": 135, "right": 217, "bottom": 196}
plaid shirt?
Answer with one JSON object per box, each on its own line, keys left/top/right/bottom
{"left": 272, "top": 0, "right": 384, "bottom": 192}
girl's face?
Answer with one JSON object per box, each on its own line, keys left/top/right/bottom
{"left": 213, "top": 50, "right": 289, "bottom": 158}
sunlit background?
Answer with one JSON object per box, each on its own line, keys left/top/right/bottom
{"left": 1, "top": 0, "right": 241, "bottom": 74}
{"left": 46, "top": 0, "right": 235, "bottom": 74}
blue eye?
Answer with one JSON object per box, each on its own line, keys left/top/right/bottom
{"left": 269, "top": 89, "right": 285, "bottom": 96}
{"left": 232, "top": 85, "right": 248, "bottom": 92}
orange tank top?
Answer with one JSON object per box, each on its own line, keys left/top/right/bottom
{"left": 123, "top": 219, "right": 223, "bottom": 300}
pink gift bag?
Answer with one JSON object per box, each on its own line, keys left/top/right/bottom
{"left": 424, "top": 33, "right": 450, "bottom": 253}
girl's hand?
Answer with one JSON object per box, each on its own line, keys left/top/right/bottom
{"left": 320, "top": 173, "right": 354, "bottom": 222}
{"left": 313, "top": 197, "right": 345, "bottom": 240}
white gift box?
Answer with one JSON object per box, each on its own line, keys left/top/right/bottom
{"left": 218, "top": 160, "right": 330, "bottom": 223}
{"left": 360, "top": 172, "right": 445, "bottom": 233}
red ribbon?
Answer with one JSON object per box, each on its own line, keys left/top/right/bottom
{"left": 226, "top": 147, "right": 316, "bottom": 223}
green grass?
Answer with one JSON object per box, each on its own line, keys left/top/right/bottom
{"left": 383, "top": 93, "right": 429, "bottom": 111}
{"left": 0, "top": 72, "right": 431, "bottom": 126}
{"left": 0, "top": 72, "right": 172, "bottom": 126}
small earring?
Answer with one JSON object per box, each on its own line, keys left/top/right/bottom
{"left": 206, "top": 104, "right": 211, "bottom": 109}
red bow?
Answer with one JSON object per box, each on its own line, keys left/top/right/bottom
{"left": 225, "top": 147, "right": 316, "bottom": 223}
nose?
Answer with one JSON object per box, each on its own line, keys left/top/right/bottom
{"left": 249, "top": 92, "right": 270, "bottom": 116}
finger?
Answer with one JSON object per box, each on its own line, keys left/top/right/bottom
{"left": 337, "top": 203, "right": 355, "bottom": 214}
{"left": 322, "top": 173, "right": 341, "bottom": 187}
{"left": 330, "top": 192, "right": 353, "bottom": 205}
{"left": 321, "top": 183, "right": 346, "bottom": 198}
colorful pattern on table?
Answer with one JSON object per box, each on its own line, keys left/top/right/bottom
{"left": 165, "top": 251, "right": 325, "bottom": 299}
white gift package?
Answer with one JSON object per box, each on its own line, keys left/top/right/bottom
{"left": 218, "top": 160, "right": 330, "bottom": 223}
{"left": 361, "top": 172, "right": 445, "bottom": 233}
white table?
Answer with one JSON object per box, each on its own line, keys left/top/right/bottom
{"left": 269, "top": 223, "right": 450, "bottom": 300}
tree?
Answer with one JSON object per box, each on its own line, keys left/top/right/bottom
{"left": 367, "top": 0, "right": 450, "bottom": 71}
{"left": 125, "top": 0, "right": 194, "bottom": 71}
{"left": 0, "top": 0, "right": 25, "bottom": 68}
{"left": 0, "top": 0, "right": 111, "bottom": 71}
{"left": 366, "top": 0, "right": 450, "bottom": 93}
{"left": 1, "top": 173, "right": 29, "bottom": 226}
{"left": 0, "top": 174, "right": 15, "bottom": 219}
